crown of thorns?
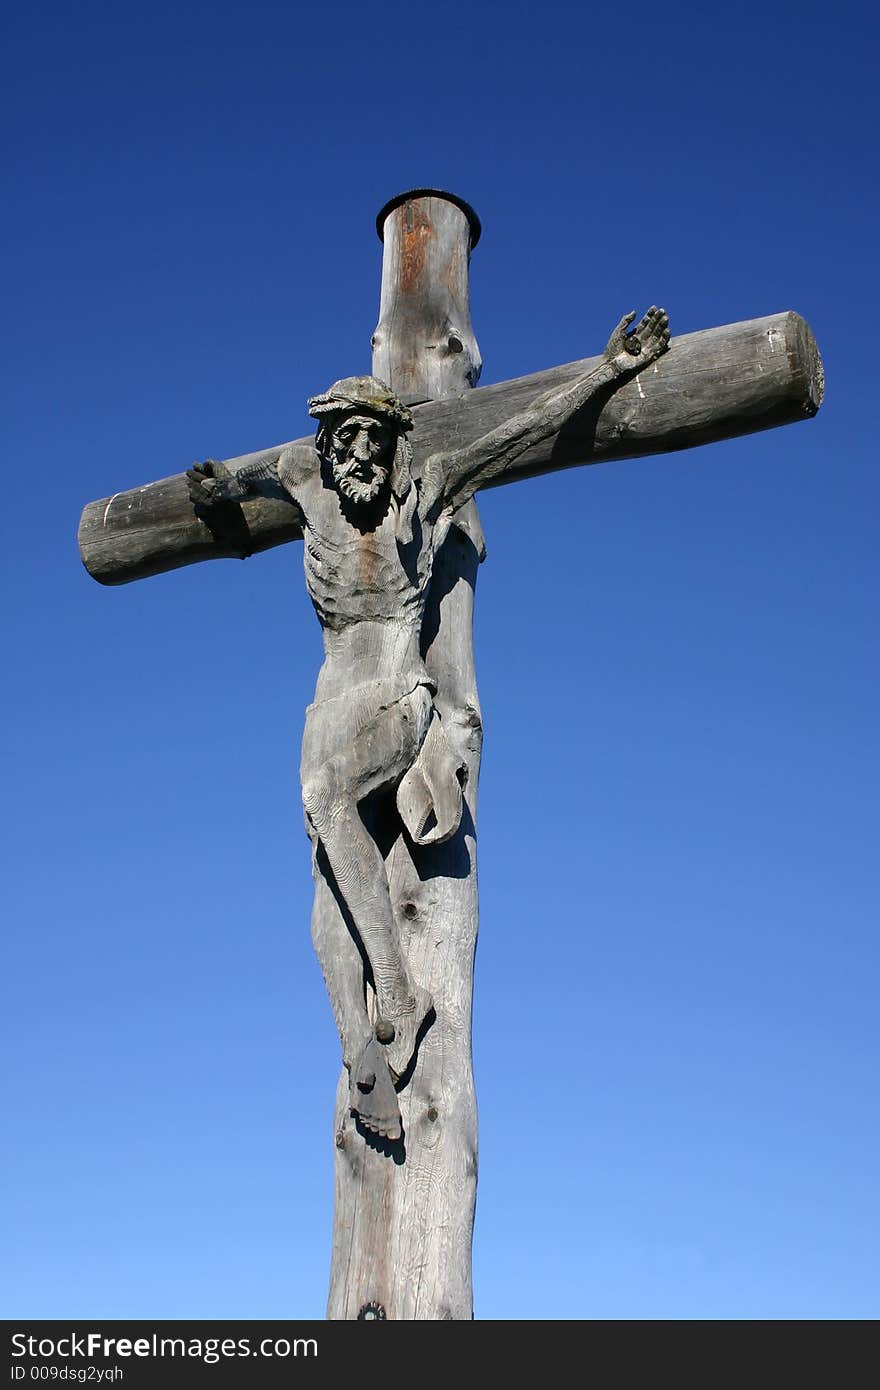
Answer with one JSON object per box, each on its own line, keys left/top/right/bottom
{"left": 307, "top": 376, "right": 413, "bottom": 431}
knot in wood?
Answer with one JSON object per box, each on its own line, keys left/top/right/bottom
{"left": 375, "top": 1018, "right": 396, "bottom": 1043}
{"left": 464, "top": 704, "right": 482, "bottom": 731}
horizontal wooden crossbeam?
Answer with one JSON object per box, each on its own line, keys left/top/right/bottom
{"left": 78, "top": 311, "right": 823, "bottom": 586}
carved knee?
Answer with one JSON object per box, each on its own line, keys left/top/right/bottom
{"left": 302, "top": 762, "right": 343, "bottom": 834}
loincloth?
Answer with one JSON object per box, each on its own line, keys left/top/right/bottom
{"left": 301, "top": 665, "right": 463, "bottom": 848}
{"left": 302, "top": 667, "right": 435, "bottom": 769}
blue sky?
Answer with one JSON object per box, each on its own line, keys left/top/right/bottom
{"left": 3, "top": 0, "right": 877, "bottom": 1319}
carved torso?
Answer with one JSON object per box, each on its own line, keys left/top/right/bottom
{"left": 279, "top": 445, "right": 447, "bottom": 702}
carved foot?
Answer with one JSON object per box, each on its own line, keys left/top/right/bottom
{"left": 350, "top": 1038, "right": 402, "bottom": 1141}
{"left": 377, "top": 985, "right": 433, "bottom": 1081}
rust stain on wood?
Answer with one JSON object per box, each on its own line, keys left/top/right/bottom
{"left": 357, "top": 535, "right": 378, "bottom": 589}
{"left": 398, "top": 201, "right": 432, "bottom": 295}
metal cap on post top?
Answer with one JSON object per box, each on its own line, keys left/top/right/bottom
{"left": 375, "top": 189, "right": 482, "bottom": 246}
{"left": 372, "top": 189, "right": 483, "bottom": 406}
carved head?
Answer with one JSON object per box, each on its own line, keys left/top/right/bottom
{"left": 308, "top": 377, "right": 414, "bottom": 510}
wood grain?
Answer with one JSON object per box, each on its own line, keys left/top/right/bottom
{"left": 78, "top": 311, "right": 823, "bottom": 587}
{"left": 327, "top": 191, "right": 483, "bottom": 1320}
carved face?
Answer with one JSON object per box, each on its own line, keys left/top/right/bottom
{"left": 325, "top": 410, "right": 395, "bottom": 507}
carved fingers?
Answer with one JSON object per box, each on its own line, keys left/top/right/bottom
{"left": 605, "top": 306, "right": 671, "bottom": 374}
{"left": 630, "top": 306, "right": 670, "bottom": 362}
{"left": 185, "top": 459, "right": 244, "bottom": 511}
{"left": 185, "top": 460, "right": 220, "bottom": 508}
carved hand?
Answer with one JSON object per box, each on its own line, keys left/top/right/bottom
{"left": 186, "top": 459, "right": 237, "bottom": 509}
{"left": 604, "top": 307, "right": 670, "bottom": 374}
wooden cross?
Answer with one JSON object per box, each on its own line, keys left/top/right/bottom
{"left": 78, "top": 189, "right": 823, "bottom": 1321}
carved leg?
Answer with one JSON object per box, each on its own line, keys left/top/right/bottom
{"left": 310, "top": 845, "right": 403, "bottom": 1139}
{"left": 301, "top": 688, "right": 434, "bottom": 1082}
{"left": 309, "top": 848, "right": 371, "bottom": 1071}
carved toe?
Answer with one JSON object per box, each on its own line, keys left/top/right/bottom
{"left": 350, "top": 1038, "right": 401, "bottom": 1139}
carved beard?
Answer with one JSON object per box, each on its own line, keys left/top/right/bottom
{"left": 331, "top": 455, "right": 391, "bottom": 507}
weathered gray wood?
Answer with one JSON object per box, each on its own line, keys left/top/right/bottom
{"left": 78, "top": 454, "right": 301, "bottom": 585}
{"left": 373, "top": 189, "right": 482, "bottom": 404}
{"left": 329, "top": 521, "right": 483, "bottom": 1319}
{"left": 78, "top": 183, "right": 825, "bottom": 1325}
{"left": 78, "top": 310, "right": 823, "bottom": 587}
{"left": 327, "top": 191, "right": 484, "bottom": 1320}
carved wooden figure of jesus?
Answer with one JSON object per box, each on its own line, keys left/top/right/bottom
{"left": 187, "top": 307, "right": 671, "bottom": 1139}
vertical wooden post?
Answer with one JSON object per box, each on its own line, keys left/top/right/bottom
{"left": 372, "top": 189, "right": 482, "bottom": 404}
{"left": 327, "top": 191, "right": 485, "bottom": 1321}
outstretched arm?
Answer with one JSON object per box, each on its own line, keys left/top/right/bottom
{"left": 425, "top": 308, "right": 670, "bottom": 515}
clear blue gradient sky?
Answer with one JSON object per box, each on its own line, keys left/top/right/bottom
{"left": 3, "top": 0, "right": 877, "bottom": 1320}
